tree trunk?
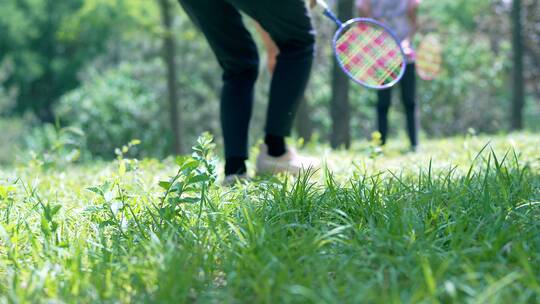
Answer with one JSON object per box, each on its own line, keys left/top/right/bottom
{"left": 158, "top": 0, "right": 182, "bottom": 154}
{"left": 40, "top": 0, "right": 55, "bottom": 122}
{"left": 330, "top": 0, "right": 353, "bottom": 149}
{"left": 511, "top": 0, "right": 524, "bottom": 130}
{"left": 295, "top": 96, "right": 314, "bottom": 142}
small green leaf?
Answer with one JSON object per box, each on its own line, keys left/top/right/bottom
{"left": 51, "top": 205, "right": 62, "bottom": 216}
{"left": 86, "top": 187, "right": 104, "bottom": 197}
{"left": 180, "top": 197, "right": 200, "bottom": 204}
{"left": 158, "top": 181, "right": 172, "bottom": 190}
{"left": 170, "top": 181, "right": 184, "bottom": 193}
{"left": 99, "top": 220, "right": 116, "bottom": 228}
{"left": 41, "top": 217, "right": 51, "bottom": 237}
{"left": 175, "top": 155, "right": 190, "bottom": 166}
{"left": 187, "top": 174, "right": 209, "bottom": 184}
{"left": 175, "top": 158, "right": 199, "bottom": 172}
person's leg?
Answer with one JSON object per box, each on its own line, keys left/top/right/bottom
{"left": 178, "top": 0, "right": 259, "bottom": 175}
{"left": 228, "top": 0, "right": 315, "bottom": 156}
{"left": 400, "top": 63, "right": 418, "bottom": 148}
{"left": 376, "top": 88, "right": 392, "bottom": 145}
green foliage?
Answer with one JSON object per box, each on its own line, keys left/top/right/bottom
{"left": 0, "top": 0, "right": 539, "bottom": 156}
{"left": 59, "top": 0, "right": 160, "bottom": 42}
{"left": 0, "top": 118, "right": 27, "bottom": 165}
{"left": 0, "top": 58, "right": 17, "bottom": 116}
{"left": 0, "top": 134, "right": 539, "bottom": 302}
{"left": 0, "top": 0, "right": 84, "bottom": 118}
{"left": 54, "top": 6, "right": 225, "bottom": 158}
{"left": 301, "top": 0, "right": 533, "bottom": 142}
{"left": 157, "top": 133, "right": 217, "bottom": 223}
{"left": 23, "top": 123, "right": 86, "bottom": 168}
{"left": 418, "top": 28, "right": 510, "bottom": 135}
{"left": 0, "top": 0, "right": 160, "bottom": 119}
{"left": 413, "top": 0, "right": 539, "bottom": 135}
{"left": 56, "top": 63, "right": 170, "bottom": 158}
{"left": 2, "top": 0, "right": 538, "bottom": 158}
{"left": 420, "top": 0, "right": 491, "bottom": 29}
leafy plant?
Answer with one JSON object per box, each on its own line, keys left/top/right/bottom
{"left": 157, "top": 132, "right": 217, "bottom": 224}
{"left": 56, "top": 63, "right": 171, "bottom": 158}
{"left": 23, "top": 122, "right": 85, "bottom": 168}
{"left": 0, "top": 133, "right": 539, "bottom": 303}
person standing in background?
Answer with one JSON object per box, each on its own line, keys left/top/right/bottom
{"left": 357, "top": 0, "right": 421, "bottom": 151}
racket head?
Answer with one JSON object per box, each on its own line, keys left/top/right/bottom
{"left": 333, "top": 18, "right": 406, "bottom": 90}
{"left": 416, "top": 34, "right": 443, "bottom": 81}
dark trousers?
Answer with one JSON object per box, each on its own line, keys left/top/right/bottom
{"left": 178, "top": 0, "right": 315, "bottom": 159}
{"left": 376, "top": 63, "right": 418, "bottom": 147}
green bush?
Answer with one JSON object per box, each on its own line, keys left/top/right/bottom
{"left": 0, "top": 118, "right": 26, "bottom": 165}
{"left": 23, "top": 122, "right": 86, "bottom": 168}
{"left": 56, "top": 62, "right": 171, "bottom": 158}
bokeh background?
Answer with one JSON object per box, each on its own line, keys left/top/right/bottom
{"left": 0, "top": 0, "right": 538, "bottom": 164}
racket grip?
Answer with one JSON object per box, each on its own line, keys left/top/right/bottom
{"left": 316, "top": 0, "right": 329, "bottom": 10}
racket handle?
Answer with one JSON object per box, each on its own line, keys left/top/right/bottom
{"left": 323, "top": 9, "right": 342, "bottom": 27}
{"left": 316, "top": 0, "right": 329, "bottom": 10}
{"left": 315, "top": 0, "right": 342, "bottom": 27}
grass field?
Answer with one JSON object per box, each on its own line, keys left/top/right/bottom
{"left": 0, "top": 133, "right": 539, "bottom": 303}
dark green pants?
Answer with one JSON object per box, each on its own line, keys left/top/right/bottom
{"left": 178, "top": 0, "right": 315, "bottom": 158}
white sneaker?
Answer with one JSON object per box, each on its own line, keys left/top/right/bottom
{"left": 222, "top": 173, "right": 249, "bottom": 186}
{"left": 256, "top": 144, "right": 320, "bottom": 176}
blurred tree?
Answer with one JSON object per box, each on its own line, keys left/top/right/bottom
{"left": 511, "top": 0, "right": 525, "bottom": 130}
{"left": 0, "top": 59, "right": 17, "bottom": 115}
{"left": 0, "top": 0, "right": 83, "bottom": 121}
{"left": 295, "top": 97, "right": 314, "bottom": 142}
{"left": 0, "top": 0, "right": 160, "bottom": 121}
{"left": 330, "top": 0, "right": 353, "bottom": 149}
{"left": 523, "top": 0, "right": 539, "bottom": 90}
{"left": 479, "top": 0, "right": 538, "bottom": 129}
{"left": 56, "top": 62, "right": 170, "bottom": 158}
{"left": 2, "top": 0, "right": 537, "bottom": 158}
{"left": 158, "top": 0, "right": 182, "bottom": 154}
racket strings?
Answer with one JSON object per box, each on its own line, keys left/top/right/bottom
{"left": 417, "top": 60, "right": 441, "bottom": 74}
{"left": 417, "top": 37, "right": 442, "bottom": 79}
{"left": 339, "top": 29, "right": 391, "bottom": 79}
{"left": 336, "top": 23, "right": 403, "bottom": 86}
{"left": 417, "top": 44, "right": 442, "bottom": 64}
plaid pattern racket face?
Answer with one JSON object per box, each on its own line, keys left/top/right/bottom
{"left": 416, "top": 34, "right": 443, "bottom": 81}
{"left": 334, "top": 19, "right": 406, "bottom": 89}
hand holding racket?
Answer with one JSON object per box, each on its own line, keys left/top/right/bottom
{"left": 401, "top": 39, "right": 416, "bottom": 62}
{"left": 314, "top": 0, "right": 406, "bottom": 90}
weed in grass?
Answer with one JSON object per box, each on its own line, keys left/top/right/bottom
{"left": 0, "top": 134, "right": 539, "bottom": 303}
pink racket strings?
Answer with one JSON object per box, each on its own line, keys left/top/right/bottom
{"left": 335, "top": 22, "right": 405, "bottom": 87}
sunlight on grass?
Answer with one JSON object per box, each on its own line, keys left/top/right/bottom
{"left": 0, "top": 133, "right": 539, "bottom": 303}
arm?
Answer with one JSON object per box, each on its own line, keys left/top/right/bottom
{"left": 356, "top": 0, "right": 372, "bottom": 17}
{"left": 407, "top": 0, "right": 420, "bottom": 40}
{"left": 401, "top": 0, "right": 420, "bottom": 60}
{"left": 254, "top": 22, "right": 279, "bottom": 73}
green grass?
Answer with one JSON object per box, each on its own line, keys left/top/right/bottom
{"left": 0, "top": 133, "right": 539, "bottom": 303}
